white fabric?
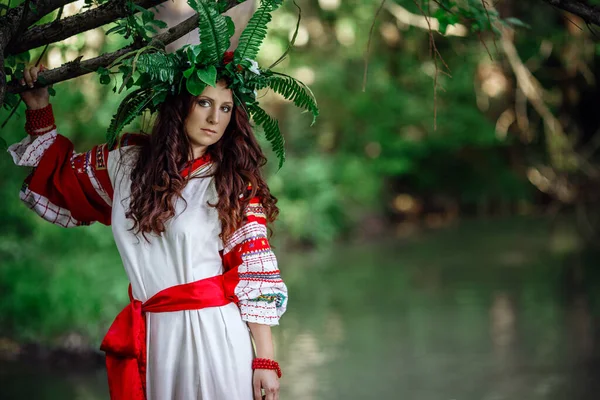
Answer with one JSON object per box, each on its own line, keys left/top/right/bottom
{"left": 226, "top": 221, "right": 286, "bottom": 324}
{"left": 18, "top": 184, "right": 82, "bottom": 227}
{"left": 108, "top": 147, "right": 254, "bottom": 400}
{"left": 8, "top": 130, "right": 57, "bottom": 167}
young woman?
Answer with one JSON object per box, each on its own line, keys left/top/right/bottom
{"left": 10, "top": 64, "right": 287, "bottom": 400}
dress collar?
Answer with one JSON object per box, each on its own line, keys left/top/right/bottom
{"left": 180, "top": 153, "right": 212, "bottom": 178}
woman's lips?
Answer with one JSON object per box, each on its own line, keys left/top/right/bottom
{"left": 201, "top": 128, "right": 217, "bottom": 134}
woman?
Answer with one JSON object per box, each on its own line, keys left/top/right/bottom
{"left": 9, "top": 64, "right": 286, "bottom": 400}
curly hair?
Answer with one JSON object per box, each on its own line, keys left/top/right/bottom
{"left": 125, "top": 89, "right": 278, "bottom": 243}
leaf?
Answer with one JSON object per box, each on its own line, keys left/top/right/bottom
{"left": 225, "top": 15, "right": 235, "bottom": 37}
{"left": 439, "top": 20, "right": 448, "bottom": 35}
{"left": 152, "top": 90, "right": 168, "bottom": 106}
{"left": 48, "top": 87, "right": 56, "bottom": 96}
{"left": 187, "top": 0, "right": 231, "bottom": 64}
{"left": 505, "top": 17, "right": 531, "bottom": 30}
{"left": 186, "top": 72, "right": 207, "bottom": 96}
{"left": 196, "top": 65, "right": 217, "bottom": 87}
{"left": 236, "top": 0, "right": 282, "bottom": 61}
{"left": 260, "top": 73, "right": 319, "bottom": 125}
{"left": 151, "top": 19, "right": 168, "bottom": 29}
{"left": 3, "top": 93, "right": 20, "bottom": 109}
{"left": 183, "top": 66, "right": 195, "bottom": 78}
{"left": 132, "top": 4, "right": 148, "bottom": 14}
{"left": 248, "top": 103, "right": 286, "bottom": 169}
{"left": 0, "top": 136, "right": 7, "bottom": 151}
{"left": 133, "top": 52, "right": 181, "bottom": 84}
{"left": 106, "top": 24, "right": 124, "bottom": 36}
{"left": 106, "top": 88, "right": 155, "bottom": 147}
{"left": 15, "top": 51, "right": 31, "bottom": 63}
{"left": 5, "top": 54, "right": 16, "bottom": 68}
{"left": 193, "top": 45, "right": 202, "bottom": 59}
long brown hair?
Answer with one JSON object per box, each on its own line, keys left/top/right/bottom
{"left": 125, "top": 89, "right": 278, "bottom": 243}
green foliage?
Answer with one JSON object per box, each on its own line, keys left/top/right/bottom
{"left": 127, "top": 52, "right": 181, "bottom": 85}
{"left": 263, "top": 72, "right": 319, "bottom": 125}
{"left": 96, "top": 0, "right": 317, "bottom": 165}
{"left": 186, "top": 70, "right": 208, "bottom": 96}
{"left": 248, "top": 103, "right": 286, "bottom": 169}
{"left": 3, "top": 53, "right": 30, "bottom": 113}
{"left": 235, "top": 0, "right": 283, "bottom": 61}
{"left": 106, "top": 88, "right": 155, "bottom": 147}
{"left": 105, "top": 1, "right": 167, "bottom": 41}
{"left": 188, "top": 0, "right": 232, "bottom": 64}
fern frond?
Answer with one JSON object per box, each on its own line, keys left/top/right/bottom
{"left": 133, "top": 52, "right": 181, "bottom": 84}
{"left": 187, "top": 0, "right": 230, "bottom": 64}
{"left": 107, "top": 88, "right": 156, "bottom": 148}
{"left": 254, "top": 73, "right": 319, "bottom": 125}
{"left": 236, "top": 0, "right": 282, "bottom": 61}
{"left": 248, "top": 103, "right": 285, "bottom": 169}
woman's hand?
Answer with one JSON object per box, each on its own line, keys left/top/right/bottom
{"left": 19, "top": 65, "right": 50, "bottom": 110}
{"left": 253, "top": 368, "right": 280, "bottom": 400}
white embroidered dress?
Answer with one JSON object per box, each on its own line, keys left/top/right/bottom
{"left": 8, "top": 124, "right": 287, "bottom": 400}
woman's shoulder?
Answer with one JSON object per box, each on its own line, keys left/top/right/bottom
{"left": 107, "top": 133, "right": 147, "bottom": 182}
{"left": 108, "top": 132, "right": 148, "bottom": 152}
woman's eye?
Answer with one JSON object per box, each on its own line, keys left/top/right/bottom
{"left": 222, "top": 106, "right": 231, "bottom": 113}
{"left": 198, "top": 100, "right": 210, "bottom": 107}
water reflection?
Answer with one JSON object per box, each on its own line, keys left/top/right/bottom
{"left": 2, "top": 217, "right": 600, "bottom": 399}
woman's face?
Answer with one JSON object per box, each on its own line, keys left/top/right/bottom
{"left": 184, "top": 80, "right": 234, "bottom": 159}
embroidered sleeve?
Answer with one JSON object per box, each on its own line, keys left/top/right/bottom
{"left": 222, "top": 197, "right": 288, "bottom": 326}
{"left": 7, "top": 107, "right": 113, "bottom": 227}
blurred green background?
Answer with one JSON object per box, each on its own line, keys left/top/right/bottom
{"left": 2, "top": 0, "right": 600, "bottom": 399}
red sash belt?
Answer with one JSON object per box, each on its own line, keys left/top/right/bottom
{"left": 100, "top": 275, "right": 234, "bottom": 400}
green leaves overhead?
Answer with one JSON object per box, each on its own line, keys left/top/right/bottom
{"left": 197, "top": 65, "right": 218, "bottom": 87}
{"left": 129, "top": 52, "right": 180, "bottom": 85}
{"left": 236, "top": 0, "right": 283, "bottom": 61}
{"left": 187, "top": 0, "right": 232, "bottom": 64}
{"left": 186, "top": 71, "right": 207, "bottom": 96}
{"left": 99, "top": 0, "right": 318, "bottom": 168}
{"left": 248, "top": 103, "right": 286, "bottom": 169}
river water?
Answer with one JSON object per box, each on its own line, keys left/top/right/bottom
{"left": 2, "top": 217, "right": 600, "bottom": 399}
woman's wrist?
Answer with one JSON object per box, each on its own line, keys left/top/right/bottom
{"left": 25, "top": 103, "right": 56, "bottom": 136}
{"left": 252, "top": 358, "right": 282, "bottom": 378}
{"left": 26, "top": 100, "right": 50, "bottom": 110}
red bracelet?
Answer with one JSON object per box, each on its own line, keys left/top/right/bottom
{"left": 25, "top": 103, "right": 56, "bottom": 136}
{"left": 252, "top": 358, "right": 282, "bottom": 378}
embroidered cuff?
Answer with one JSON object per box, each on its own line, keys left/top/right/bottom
{"left": 25, "top": 103, "right": 56, "bottom": 136}
{"left": 239, "top": 300, "right": 281, "bottom": 326}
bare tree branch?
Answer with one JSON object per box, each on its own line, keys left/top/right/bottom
{"left": 1, "top": 0, "right": 76, "bottom": 39}
{"left": 7, "top": 0, "right": 168, "bottom": 55}
{"left": 541, "top": 0, "right": 600, "bottom": 27}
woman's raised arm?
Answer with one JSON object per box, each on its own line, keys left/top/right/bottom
{"left": 8, "top": 65, "right": 114, "bottom": 227}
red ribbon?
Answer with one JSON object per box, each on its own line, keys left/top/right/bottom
{"left": 100, "top": 275, "right": 234, "bottom": 400}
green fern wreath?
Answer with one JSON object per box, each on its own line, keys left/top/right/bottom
{"left": 101, "top": 0, "right": 318, "bottom": 169}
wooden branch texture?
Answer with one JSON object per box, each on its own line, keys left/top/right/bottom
{"left": 6, "top": 2, "right": 241, "bottom": 95}
{"left": 1, "top": 0, "right": 76, "bottom": 40}
{"left": 7, "top": 0, "right": 168, "bottom": 55}
{"left": 541, "top": 0, "right": 600, "bottom": 27}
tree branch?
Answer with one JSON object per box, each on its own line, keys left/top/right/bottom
{"left": 6, "top": 2, "right": 241, "bottom": 95}
{"left": 6, "top": 0, "right": 168, "bottom": 55}
{"left": 541, "top": 0, "right": 600, "bottom": 27}
{"left": 1, "top": 0, "right": 76, "bottom": 38}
